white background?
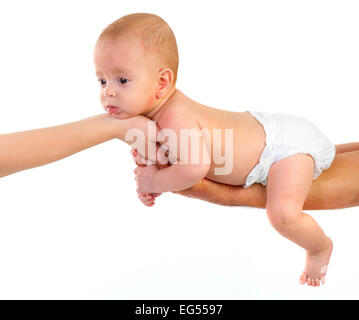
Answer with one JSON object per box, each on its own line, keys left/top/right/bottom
{"left": 0, "top": 0, "right": 358, "bottom": 299}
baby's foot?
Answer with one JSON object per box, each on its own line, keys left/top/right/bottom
{"left": 299, "top": 237, "right": 333, "bottom": 287}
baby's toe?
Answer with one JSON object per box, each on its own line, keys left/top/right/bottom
{"left": 299, "top": 272, "right": 307, "bottom": 285}
{"left": 314, "top": 279, "right": 320, "bottom": 287}
{"left": 320, "top": 276, "right": 326, "bottom": 285}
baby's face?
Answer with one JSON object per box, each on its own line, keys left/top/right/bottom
{"left": 94, "top": 37, "right": 159, "bottom": 119}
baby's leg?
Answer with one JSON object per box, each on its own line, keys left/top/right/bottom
{"left": 266, "top": 153, "right": 333, "bottom": 287}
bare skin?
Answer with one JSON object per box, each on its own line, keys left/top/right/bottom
{"left": 133, "top": 142, "right": 359, "bottom": 287}
{"left": 93, "top": 14, "right": 359, "bottom": 287}
{"left": 175, "top": 143, "right": 359, "bottom": 210}
{"left": 1, "top": 111, "right": 353, "bottom": 288}
{"left": 172, "top": 143, "right": 359, "bottom": 287}
{"left": 265, "top": 153, "right": 331, "bottom": 287}
{"left": 94, "top": 20, "right": 357, "bottom": 288}
{"left": 0, "top": 113, "right": 152, "bottom": 179}
{"left": 128, "top": 89, "right": 337, "bottom": 286}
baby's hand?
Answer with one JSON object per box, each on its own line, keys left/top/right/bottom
{"left": 134, "top": 165, "right": 159, "bottom": 193}
{"left": 137, "top": 191, "right": 161, "bottom": 207}
{"left": 131, "top": 148, "right": 162, "bottom": 206}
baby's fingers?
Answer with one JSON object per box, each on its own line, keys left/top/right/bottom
{"left": 138, "top": 192, "right": 155, "bottom": 201}
{"left": 138, "top": 193, "right": 155, "bottom": 207}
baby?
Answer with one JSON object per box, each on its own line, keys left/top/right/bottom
{"left": 94, "top": 13, "right": 336, "bottom": 287}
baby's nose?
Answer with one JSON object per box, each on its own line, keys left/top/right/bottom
{"left": 104, "top": 82, "right": 117, "bottom": 97}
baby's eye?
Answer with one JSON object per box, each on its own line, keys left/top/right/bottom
{"left": 118, "top": 78, "right": 128, "bottom": 85}
{"left": 98, "top": 79, "right": 106, "bottom": 86}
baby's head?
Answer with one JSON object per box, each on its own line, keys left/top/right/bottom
{"left": 94, "top": 13, "right": 179, "bottom": 119}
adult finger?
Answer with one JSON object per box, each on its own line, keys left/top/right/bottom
{"left": 155, "top": 144, "right": 170, "bottom": 170}
{"left": 130, "top": 148, "right": 147, "bottom": 167}
{"left": 130, "top": 148, "right": 137, "bottom": 157}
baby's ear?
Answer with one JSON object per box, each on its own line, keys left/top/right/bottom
{"left": 156, "top": 68, "right": 174, "bottom": 98}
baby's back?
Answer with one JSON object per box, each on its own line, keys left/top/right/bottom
{"left": 154, "top": 90, "right": 266, "bottom": 186}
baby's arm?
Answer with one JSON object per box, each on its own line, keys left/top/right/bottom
{"left": 135, "top": 113, "right": 210, "bottom": 193}
{"left": 151, "top": 160, "right": 209, "bottom": 193}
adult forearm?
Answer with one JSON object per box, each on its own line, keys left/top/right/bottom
{"left": 221, "top": 150, "right": 359, "bottom": 210}
{"left": 0, "top": 113, "right": 116, "bottom": 178}
{"left": 175, "top": 178, "right": 266, "bottom": 208}
{"left": 176, "top": 150, "right": 359, "bottom": 210}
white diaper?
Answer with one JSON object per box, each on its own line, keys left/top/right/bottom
{"left": 244, "top": 111, "right": 336, "bottom": 189}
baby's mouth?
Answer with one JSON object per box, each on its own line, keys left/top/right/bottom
{"left": 105, "top": 105, "right": 120, "bottom": 114}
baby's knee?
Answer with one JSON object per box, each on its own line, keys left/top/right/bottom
{"left": 266, "top": 203, "right": 301, "bottom": 229}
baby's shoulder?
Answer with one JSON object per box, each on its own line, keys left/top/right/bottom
{"left": 158, "top": 100, "right": 198, "bottom": 130}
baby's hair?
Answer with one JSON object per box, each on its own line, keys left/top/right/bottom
{"left": 97, "top": 13, "right": 179, "bottom": 85}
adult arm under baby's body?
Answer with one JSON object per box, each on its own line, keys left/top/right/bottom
{"left": 175, "top": 143, "right": 359, "bottom": 210}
